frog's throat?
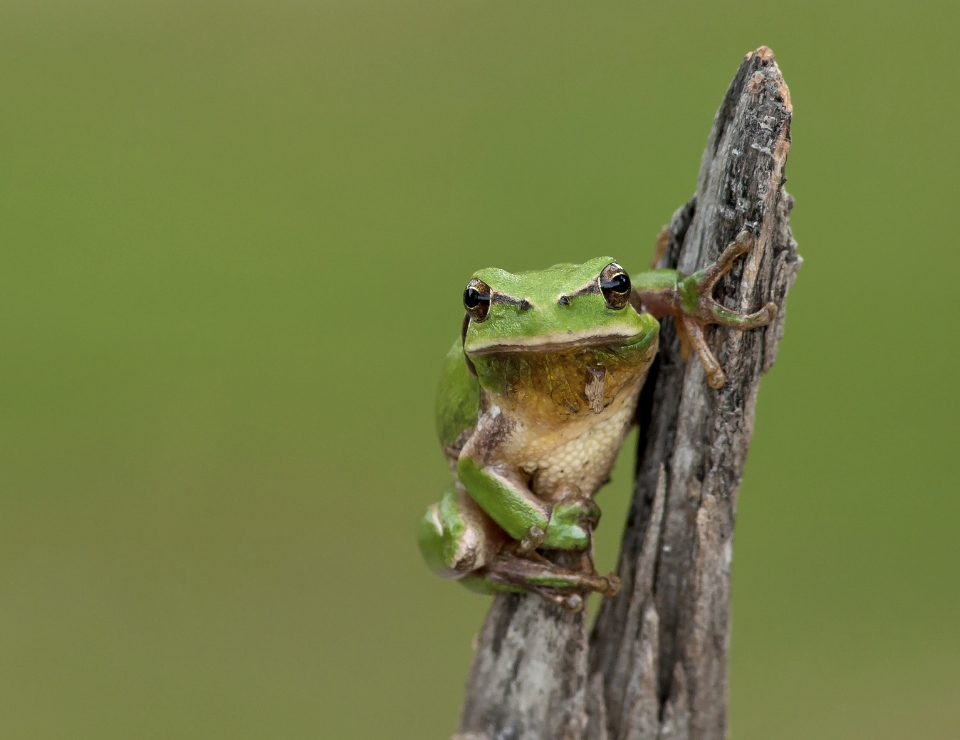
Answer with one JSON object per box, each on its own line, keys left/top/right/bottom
{"left": 466, "top": 328, "right": 648, "bottom": 356}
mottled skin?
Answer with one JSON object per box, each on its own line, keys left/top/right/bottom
{"left": 419, "top": 231, "right": 776, "bottom": 611}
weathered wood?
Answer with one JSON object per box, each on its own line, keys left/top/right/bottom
{"left": 458, "top": 593, "right": 589, "bottom": 740}
{"left": 457, "top": 47, "right": 801, "bottom": 740}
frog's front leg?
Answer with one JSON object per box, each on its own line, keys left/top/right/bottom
{"left": 456, "top": 456, "right": 598, "bottom": 552}
{"left": 455, "top": 448, "right": 619, "bottom": 609}
{"left": 635, "top": 229, "right": 777, "bottom": 388}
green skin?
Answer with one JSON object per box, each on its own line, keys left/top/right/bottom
{"left": 418, "top": 231, "right": 776, "bottom": 611}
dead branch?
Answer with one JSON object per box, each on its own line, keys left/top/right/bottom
{"left": 457, "top": 47, "right": 801, "bottom": 740}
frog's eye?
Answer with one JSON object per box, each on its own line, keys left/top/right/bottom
{"left": 599, "top": 263, "right": 631, "bottom": 309}
{"left": 463, "top": 278, "right": 492, "bottom": 321}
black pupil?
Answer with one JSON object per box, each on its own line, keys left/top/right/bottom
{"left": 464, "top": 287, "right": 489, "bottom": 309}
{"left": 603, "top": 273, "right": 630, "bottom": 294}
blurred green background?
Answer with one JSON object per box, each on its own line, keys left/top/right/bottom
{"left": 1, "top": 1, "right": 958, "bottom": 738}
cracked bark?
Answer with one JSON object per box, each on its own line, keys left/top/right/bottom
{"left": 455, "top": 47, "right": 801, "bottom": 740}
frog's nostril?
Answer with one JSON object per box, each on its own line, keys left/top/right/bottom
{"left": 519, "top": 299, "right": 533, "bottom": 311}
{"left": 558, "top": 295, "right": 570, "bottom": 306}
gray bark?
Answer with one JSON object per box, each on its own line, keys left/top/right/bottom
{"left": 457, "top": 46, "right": 801, "bottom": 740}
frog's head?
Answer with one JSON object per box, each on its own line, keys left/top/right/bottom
{"left": 461, "top": 257, "right": 657, "bottom": 358}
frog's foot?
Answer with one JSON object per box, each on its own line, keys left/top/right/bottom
{"left": 479, "top": 551, "right": 620, "bottom": 611}
{"left": 677, "top": 229, "right": 778, "bottom": 388}
{"left": 688, "top": 230, "right": 778, "bottom": 328}
{"left": 541, "top": 486, "right": 601, "bottom": 551}
{"left": 417, "top": 488, "right": 507, "bottom": 580}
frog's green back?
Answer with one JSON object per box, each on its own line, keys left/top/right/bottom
{"left": 435, "top": 339, "right": 480, "bottom": 448}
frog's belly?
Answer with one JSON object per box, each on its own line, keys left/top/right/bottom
{"left": 512, "top": 383, "right": 641, "bottom": 501}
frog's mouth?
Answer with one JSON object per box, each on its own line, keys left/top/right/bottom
{"left": 467, "top": 326, "right": 655, "bottom": 355}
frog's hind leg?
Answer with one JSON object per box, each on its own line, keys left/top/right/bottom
{"left": 418, "top": 490, "right": 620, "bottom": 610}
{"left": 476, "top": 551, "right": 620, "bottom": 612}
{"left": 417, "top": 487, "right": 507, "bottom": 581}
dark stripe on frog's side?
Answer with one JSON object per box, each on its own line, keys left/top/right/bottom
{"left": 461, "top": 313, "right": 478, "bottom": 378}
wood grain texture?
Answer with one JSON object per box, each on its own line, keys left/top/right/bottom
{"left": 457, "top": 47, "right": 801, "bottom": 740}
{"left": 459, "top": 592, "right": 589, "bottom": 740}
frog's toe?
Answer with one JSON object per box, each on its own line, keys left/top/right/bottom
{"left": 601, "top": 573, "right": 621, "bottom": 597}
{"left": 708, "top": 299, "right": 777, "bottom": 329}
{"left": 697, "top": 229, "right": 756, "bottom": 293}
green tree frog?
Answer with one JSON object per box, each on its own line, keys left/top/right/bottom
{"left": 418, "top": 230, "right": 775, "bottom": 611}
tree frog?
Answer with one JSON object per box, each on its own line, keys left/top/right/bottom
{"left": 418, "top": 230, "right": 775, "bottom": 611}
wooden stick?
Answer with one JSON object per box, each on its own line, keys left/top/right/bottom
{"left": 457, "top": 46, "right": 801, "bottom": 740}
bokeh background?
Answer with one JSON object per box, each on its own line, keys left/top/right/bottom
{"left": 2, "top": 1, "right": 958, "bottom": 738}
